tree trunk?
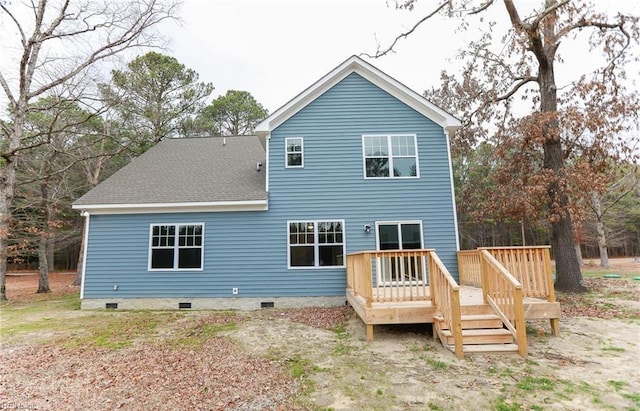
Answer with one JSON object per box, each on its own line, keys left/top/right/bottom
{"left": 0, "top": 213, "right": 8, "bottom": 301}
{"left": 0, "top": 113, "right": 25, "bottom": 301}
{"left": 537, "top": 8, "right": 585, "bottom": 293}
{"left": 596, "top": 218, "right": 609, "bottom": 268}
{"left": 574, "top": 243, "right": 584, "bottom": 268}
{"left": 37, "top": 182, "right": 51, "bottom": 293}
{"left": 37, "top": 235, "right": 51, "bottom": 293}
{"left": 549, "top": 194, "right": 585, "bottom": 292}
{"left": 73, "top": 217, "right": 85, "bottom": 287}
{"left": 47, "top": 237, "right": 55, "bottom": 271}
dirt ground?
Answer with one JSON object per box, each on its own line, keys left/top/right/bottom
{"left": 1, "top": 259, "right": 639, "bottom": 410}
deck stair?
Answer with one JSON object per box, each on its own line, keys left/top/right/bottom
{"left": 433, "top": 308, "right": 519, "bottom": 354}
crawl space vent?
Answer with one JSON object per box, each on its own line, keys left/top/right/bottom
{"left": 260, "top": 302, "right": 275, "bottom": 309}
{"left": 105, "top": 302, "right": 118, "bottom": 309}
{"left": 179, "top": 302, "right": 192, "bottom": 309}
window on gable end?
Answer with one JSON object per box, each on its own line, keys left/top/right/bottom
{"left": 285, "top": 137, "right": 303, "bottom": 168}
{"left": 363, "top": 135, "right": 418, "bottom": 178}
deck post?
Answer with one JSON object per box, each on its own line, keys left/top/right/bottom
{"left": 366, "top": 324, "right": 374, "bottom": 342}
{"left": 427, "top": 251, "right": 437, "bottom": 307}
{"left": 363, "top": 252, "right": 373, "bottom": 308}
{"left": 479, "top": 249, "right": 489, "bottom": 304}
{"left": 451, "top": 290, "right": 464, "bottom": 359}
{"left": 513, "top": 287, "right": 528, "bottom": 357}
{"left": 542, "top": 247, "right": 560, "bottom": 336}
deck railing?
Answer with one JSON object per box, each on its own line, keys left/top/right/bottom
{"left": 457, "top": 250, "right": 482, "bottom": 286}
{"left": 459, "top": 246, "right": 555, "bottom": 302}
{"left": 483, "top": 246, "right": 555, "bottom": 302}
{"left": 346, "top": 249, "right": 432, "bottom": 305}
{"left": 346, "top": 251, "right": 373, "bottom": 307}
{"left": 480, "top": 250, "right": 528, "bottom": 357}
{"left": 428, "top": 251, "right": 464, "bottom": 359}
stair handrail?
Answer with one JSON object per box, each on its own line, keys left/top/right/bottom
{"left": 479, "top": 250, "right": 528, "bottom": 357}
{"left": 480, "top": 246, "right": 554, "bottom": 301}
{"left": 428, "top": 251, "right": 464, "bottom": 359}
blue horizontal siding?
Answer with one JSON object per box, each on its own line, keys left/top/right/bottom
{"left": 269, "top": 72, "right": 459, "bottom": 273}
{"left": 83, "top": 72, "right": 458, "bottom": 299}
{"left": 84, "top": 212, "right": 347, "bottom": 298}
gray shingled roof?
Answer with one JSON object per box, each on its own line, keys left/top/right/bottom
{"left": 74, "top": 136, "right": 267, "bottom": 206}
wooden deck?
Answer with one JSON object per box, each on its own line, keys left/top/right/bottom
{"left": 346, "top": 285, "right": 560, "bottom": 325}
{"left": 346, "top": 247, "right": 561, "bottom": 358}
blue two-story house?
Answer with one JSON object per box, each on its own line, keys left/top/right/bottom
{"left": 72, "top": 55, "right": 462, "bottom": 310}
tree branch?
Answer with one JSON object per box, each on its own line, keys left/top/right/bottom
{"left": 361, "top": 0, "right": 451, "bottom": 58}
{"left": 527, "top": 0, "right": 570, "bottom": 31}
{"left": 494, "top": 76, "right": 538, "bottom": 102}
{"left": 0, "top": 2, "right": 27, "bottom": 47}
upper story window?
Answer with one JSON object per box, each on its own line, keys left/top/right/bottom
{"left": 362, "top": 135, "right": 419, "bottom": 178}
{"left": 285, "top": 137, "right": 304, "bottom": 168}
{"left": 149, "top": 223, "right": 204, "bottom": 270}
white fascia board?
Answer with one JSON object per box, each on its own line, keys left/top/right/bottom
{"left": 254, "top": 55, "right": 461, "bottom": 134}
{"left": 72, "top": 200, "right": 268, "bottom": 215}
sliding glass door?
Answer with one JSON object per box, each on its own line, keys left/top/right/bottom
{"left": 376, "top": 221, "right": 425, "bottom": 284}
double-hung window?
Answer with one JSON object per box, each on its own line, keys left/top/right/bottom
{"left": 285, "top": 137, "right": 303, "bottom": 167}
{"left": 149, "top": 223, "right": 204, "bottom": 270}
{"left": 288, "top": 220, "right": 345, "bottom": 268}
{"left": 363, "top": 134, "right": 418, "bottom": 178}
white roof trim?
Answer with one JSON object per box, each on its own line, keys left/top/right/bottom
{"left": 72, "top": 200, "right": 268, "bottom": 215}
{"left": 255, "top": 55, "right": 461, "bottom": 137}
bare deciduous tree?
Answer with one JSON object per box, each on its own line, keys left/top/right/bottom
{"left": 0, "top": 0, "right": 180, "bottom": 300}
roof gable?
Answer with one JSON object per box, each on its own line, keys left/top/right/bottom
{"left": 255, "top": 55, "right": 461, "bottom": 137}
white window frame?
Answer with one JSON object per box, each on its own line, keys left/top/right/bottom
{"left": 148, "top": 223, "right": 205, "bottom": 271}
{"left": 285, "top": 137, "right": 304, "bottom": 168}
{"left": 362, "top": 134, "right": 419, "bottom": 179}
{"left": 287, "top": 219, "right": 346, "bottom": 269}
{"left": 374, "top": 220, "right": 425, "bottom": 285}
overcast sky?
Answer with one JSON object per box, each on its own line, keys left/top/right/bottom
{"left": 163, "top": 0, "right": 462, "bottom": 112}
{"left": 162, "top": 0, "right": 640, "bottom": 113}
{"left": 1, "top": 1, "right": 638, "bottom": 118}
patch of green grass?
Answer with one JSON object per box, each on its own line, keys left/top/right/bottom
{"left": 1, "top": 293, "right": 80, "bottom": 319}
{"left": 608, "top": 380, "right": 630, "bottom": 391}
{"left": 332, "top": 341, "right": 351, "bottom": 356}
{"left": 171, "top": 318, "right": 237, "bottom": 348}
{"left": 288, "top": 357, "right": 307, "bottom": 379}
{"left": 330, "top": 322, "right": 353, "bottom": 356}
{"left": 601, "top": 344, "right": 625, "bottom": 353}
{"left": 500, "top": 368, "right": 515, "bottom": 378}
{"left": 311, "top": 365, "right": 329, "bottom": 372}
{"left": 426, "top": 357, "right": 449, "bottom": 370}
{"left": 376, "top": 388, "right": 383, "bottom": 396}
{"left": 495, "top": 396, "right": 522, "bottom": 411}
{"left": 66, "top": 312, "right": 161, "bottom": 349}
{"left": 2, "top": 319, "right": 60, "bottom": 336}
{"left": 1, "top": 295, "right": 86, "bottom": 342}
{"left": 428, "top": 403, "right": 444, "bottom": 411}
{"left": 517, "top": 376, "right": 556, "bottom": 392}
{"left": 622, "top": 392, "right": 640, "bottom": 406}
